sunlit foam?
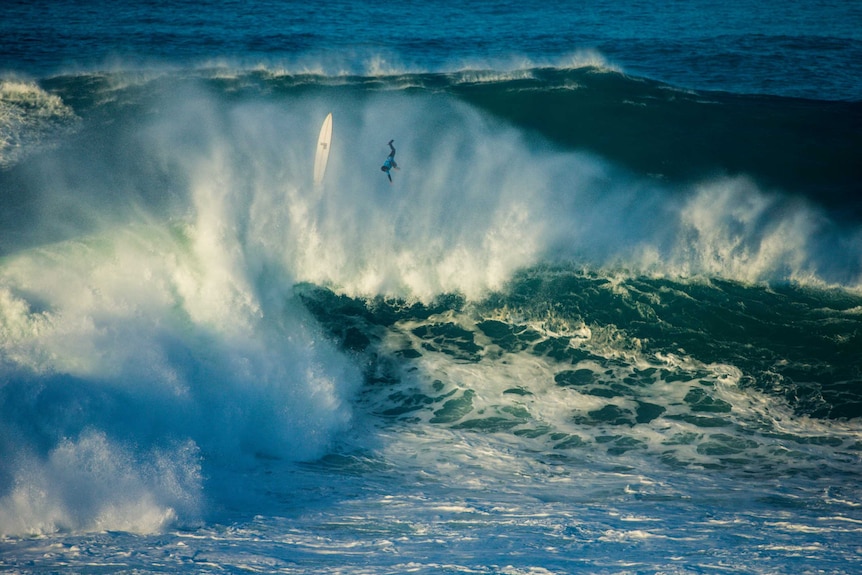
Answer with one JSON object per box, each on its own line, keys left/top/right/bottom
{"left": 0, "top": 80, "right": 79, "bottom": 168}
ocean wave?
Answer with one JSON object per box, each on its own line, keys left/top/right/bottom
{"left": 1, "top": 60, "right": 860, "bottom": 538}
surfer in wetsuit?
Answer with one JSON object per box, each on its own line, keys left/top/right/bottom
{"left": 381, "top": 140, "right": 398, "bottom": 182}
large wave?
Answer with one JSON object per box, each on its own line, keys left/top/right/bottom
{"left": 1, "top": 66, "right": 860, "bottom": 536}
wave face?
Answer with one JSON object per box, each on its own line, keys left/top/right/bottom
{"left": 1, "top": 67, "right": 861, "bottom": 573}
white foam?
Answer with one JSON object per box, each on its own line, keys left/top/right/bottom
{"left": 0, "top": 217, "right": 362, "bottom": 535}
{"left": 0, "top": 79, "right": 79, "bottom": 168}
{"left": 0, "top": 431, "right": 198, "bottom": 536}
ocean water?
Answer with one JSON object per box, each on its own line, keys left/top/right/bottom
{"left": 2, "top": 1, "right": 862, "bottom": 573}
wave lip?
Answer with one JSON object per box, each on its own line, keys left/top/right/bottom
{"left": 0, "top": 79, "right": 79, "bottom": 169}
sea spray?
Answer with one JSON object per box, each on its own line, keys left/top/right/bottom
{"left": 0, "top": 220, "right": 361, "bottom": 536}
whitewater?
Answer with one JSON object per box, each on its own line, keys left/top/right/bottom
{"left": 2, "top": 1, "right": 862, "bottom": 573}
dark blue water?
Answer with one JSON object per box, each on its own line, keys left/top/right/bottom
{"left": 2, "top": 2, "right": 861, "bottom": 573}
{"left": 4, "top": 0, "right": 862, "bottom": 100}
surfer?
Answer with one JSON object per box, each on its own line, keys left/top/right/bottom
{"left": 381, "top": 140, "right": 398, "bottom": 182}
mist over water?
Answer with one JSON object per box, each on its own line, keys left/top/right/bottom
{"left": 128, "top": 75, "right": 861, "bottom": 295}
{"left": 3, "top": 71, "right": 860, "bottom": 291}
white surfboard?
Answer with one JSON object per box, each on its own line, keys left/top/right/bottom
{"left": 313, "top": 112, "right": 332, "bottom": 185}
